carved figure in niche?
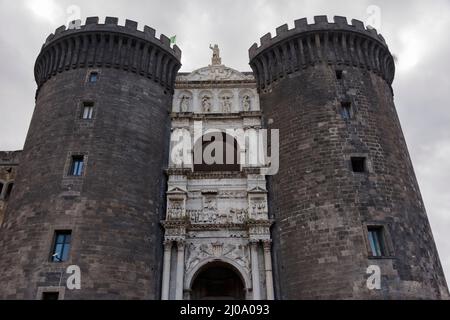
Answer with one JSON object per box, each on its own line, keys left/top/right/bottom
{"left": 221, "top": 95, "right": 232, "bottom": 113}
{"left": 168, "top": 200, "right": 184, "bottom": 219}
{"left": 242, "top": 95, "right": 251, "bottom": 111}
{"left": 251, "top": 200, "right": 266, "bottom": 216}
{"left": 202, "top": 96, "right": 212, "bottom": 113}
{"left": 180, "top": 95, "right": 191, "bottom": 112}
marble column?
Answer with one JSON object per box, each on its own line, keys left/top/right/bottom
{"left": 250, "top": 241, "right": 261, "bottom": 300}
{"left": 175, "top": 241, "right": 185, "bottom": 300}
{"left": 161, "top": 240, "right": 172, "bottom": 300}
{"left": 263, "top": 240, "right": 275, "bottom": 300}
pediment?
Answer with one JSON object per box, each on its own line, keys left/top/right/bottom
{"left": 247, "top": 186, "right": 267, "bottom": 193}
{"left": 167, "top": 187, "right": 187, "bottom": 194}
{"left": 177, "top": 65, "right": 254, "bottom": 82}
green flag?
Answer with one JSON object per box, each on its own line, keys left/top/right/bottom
{"left": 170, "top": 35, "right": 177, "bottom": 45}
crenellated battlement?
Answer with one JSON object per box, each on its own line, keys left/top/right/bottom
{"left": 34, "top": 16, "right": 182, "bottom": 92}
{"left": 249, "top": 16, "right": 395, "bottom": 90}
{"left": 249, "top": 16, "right": 387, "bottom": 58}
{"left": 43, "top": 17, "right": 181, "bottom": 59}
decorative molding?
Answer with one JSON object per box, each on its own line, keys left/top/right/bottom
{"left": 177, "top": 65, "right": 254, "bottom": 82}
{"left": 185, "top": 242, "right": 250, "bottom": 274}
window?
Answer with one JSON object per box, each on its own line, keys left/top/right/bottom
{"left": 69, "top": 156, "right": 84, "bottom": 176}
{"left": 42, "top": 292, "right": 59, "bottom": 300}
{"left": 367, "top": 226, "right": 387, "bottom": 257}
{"left": 351, "top": 157, "right": 366, "bottom": 173}
{"left": 4, "top": 182, "right": 14, "bottom": 200}
{"left": 340, "top": 102, "right": 352, "bottom": 120}
{"left": 51, "top": 231, "right": 72, "bottom": 262}
{"left": 0, "top": 182, "right": 3, "bottom": 198}
{"left": 82, "top": 102, "right": 94, "bottom": 120}
{"left": 336, "top": 69, "right": 343, "bottom": 80}
{"left": 88, "top": 72, "right": 98, "bottom": 83}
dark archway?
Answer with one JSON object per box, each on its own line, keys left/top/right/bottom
{"left": 191, "top": 262, "right": 246, "bottom": 300}
{"left": 193, "top": 132, "right": 240, "bottom": 172}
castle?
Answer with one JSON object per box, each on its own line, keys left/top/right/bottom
{"left": 0, "top": 15, "right": 448, "bottom": 300}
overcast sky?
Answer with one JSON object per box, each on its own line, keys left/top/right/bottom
{"left": 0, "top": 0, "right": 449, "bottom": 286}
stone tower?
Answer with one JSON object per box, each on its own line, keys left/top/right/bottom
{"left": 249, "top": 16, "right": 449, "bottom": 299}
{"left": 0, "top": 17, "right": 181, "bottom": 299}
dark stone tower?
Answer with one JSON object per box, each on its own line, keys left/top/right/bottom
{"left": 249, "top": 16, "right": 449, "bottom": 299}
{"left": 0, "top": 17, "right": 181, "bottom": 299}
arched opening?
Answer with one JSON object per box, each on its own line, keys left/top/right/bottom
{"left": 193, "top": 132, "right": 240, "bottom": 172}
{"left": 191, "top": 262, "right": 246, "bottom": 300}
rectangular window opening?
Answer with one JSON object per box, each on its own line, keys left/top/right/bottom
{"left": 51, "top": 230, "right": 72, "bottom": 263}
{"left": 89, "top": 72, "right": 98, "bottom": 83}
{"left": 82, "top": 102, "right": 94, "bottom": 120}
{"left": 351, "top": 157, "right": 367, "bottom": 173}
{"left": 340, "top": 102, "right": 352, "bottom": 120}
{"left": 69, "top": 156, "right": 84, "bottom": 176}
{"left": 367, "top": 226, "right": 387, "bottom": 257}
{"left": 336, "top": 69, "right": 343, "bottom": 80}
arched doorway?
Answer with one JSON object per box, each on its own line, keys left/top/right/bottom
{"left": 193, "top": 132, "right": 241, "bottom": 172}
{"left": 190, "top": 262, "right": 246, "bottom": 300}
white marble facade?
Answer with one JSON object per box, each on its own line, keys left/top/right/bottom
{"left": 161, "top": 49, "right": 274, "bottom": 300}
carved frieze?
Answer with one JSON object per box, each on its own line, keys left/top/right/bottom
{"left": 185, "top": 241, "right": 250, "bottom": 273}
{"left": 187, "top": 208, "right": 248, "bottom": 225}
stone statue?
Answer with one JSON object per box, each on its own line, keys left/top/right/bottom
{"left": 221, "top": 96, "right": 232, "bottom": 113}
{"left": 202, "top": 96, "right": 211, "bottom": 113}
{"left": 209, "top": 44, "right": 222, "bottom": 65}
{"left": 180, "top": 95, "right": 190, "bottom": 112}
{"left": 242, "top": 95, "right": 251, "bottom": 111}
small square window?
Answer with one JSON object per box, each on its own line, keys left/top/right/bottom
{"left": 336, "top": 70, "right": 343, "bottom": 80}
{"left": 42, "top": 292, "right": 59, "bottom": 300}
{"left": 51, "top": 231, "right": 72, "bottom": 262}
{"left": 88, "top": 72, "right": 98, "bottom": 83}
{"left": 340, "top": 102, "right": 352, "bottom": 120}
{"left": 351, "top": 157, "right": 366, "bottom": 173}
{"left": 69, "top": 156, "right": 84, "bottom": 176}
{"left": 367, "top": 226, "right": 387, "bottom": 257}
{"left": 82, "top": 102, "right": 94, "bottom": 120}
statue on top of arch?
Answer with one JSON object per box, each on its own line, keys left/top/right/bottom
{"left": 210, "top": 44, "right": 222, "bottom": 65}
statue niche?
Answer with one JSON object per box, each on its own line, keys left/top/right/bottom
{"left": 201, "top": 95, "right": 212, "bottom": 113}
{"left": 179, "top": 95, "right": 191, "bottom": 112}
{"left": 242, "top": 95, "right": 251, "bottom": 112}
